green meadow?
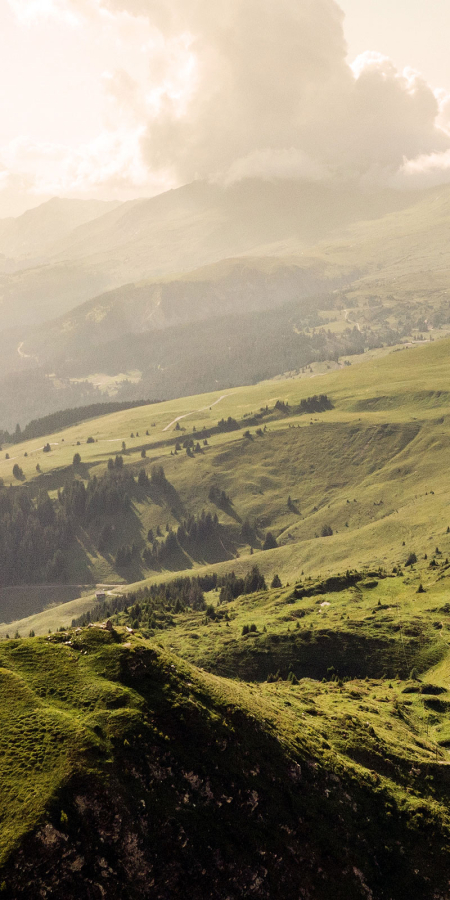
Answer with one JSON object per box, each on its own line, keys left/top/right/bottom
{"left": 4, "top": 334, "right": 450, "bottom": 633}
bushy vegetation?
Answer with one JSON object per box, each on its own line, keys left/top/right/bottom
{"left": 297, "top": 394, "right": 334, "bottom": 414}
{"left": 219, "top": 565, "right": 266, "bottom": 602}
{"left": 72, "top": 573, "right": 214, "bottom": 628}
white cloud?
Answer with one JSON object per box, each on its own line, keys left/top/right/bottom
{"left": 7, "top": 0, "right": 81, "bottom": 25}
{"left": 3, "top": 0, "right": 450, "bottom": 216}
{"left": 0, "top": 128, "right": 172, "bottom": 200}
{"left": 104, "top": 0, "right": 450, "bottom": 189}
{"left": 392, "top": 150, "right": 450, "bottom": 189}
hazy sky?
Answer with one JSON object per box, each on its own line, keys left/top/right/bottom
{"left": 1, "top": 0, "right": 450, "bottom": 217}
{"left": 340, "top": 0, "right": 450, "bottom": 90}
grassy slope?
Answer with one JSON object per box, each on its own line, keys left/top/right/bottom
{"left": 1, "top": 627, "right": 450, "bottom": 898}
{"left": 4, "top": 335, "right": 450, "bottom": 631}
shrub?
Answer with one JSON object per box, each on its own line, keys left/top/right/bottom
{"left": 86, "top": 437, "right": 95, "bottom": 444}
{"left": 263, "top": 532, "right": 278, "bottom": 551}
{"left": 138, "top": 469, "right": 149, "bottom": 487}
{"left": 405, "top": 552, "right": 417, "bottom": 567}
{"left": 271, "top": 574, "right": 282, "bottom": 588}
{"left": 321, "top": 524, "right": 333, "bottom": 537}
{"left": 72, "top": 452, "right": 81, "bottom": 466}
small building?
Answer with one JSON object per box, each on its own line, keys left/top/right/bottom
{"left": 95, "top": 591, "right": 106, "bottom": 601}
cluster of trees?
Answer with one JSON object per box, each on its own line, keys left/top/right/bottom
{"left": 297, "top": 394, "right": 334, "bottom": 414}
{"left": 176, "top": 511, "right": 220, "bottom": 547}
{"left": 141, "top": 531, "right": 178, "bottom": 567}
{"left": 275, "top": 400, "right": 290, "bottom": 415}
{"left": 273, "top": 395, "right": 333, "bottom": 417}
{"left": 242, "top": 623, "right": 258, "bottom": 635}
{"left": 102, "top": 300, "right": 362, "bottom": 406}
{"left": 59, "top": 468, "right": 134, "bottom": 523}
{"left": 174, "top": 438, "right": 204, "bottom": 457}
{"left": 217, "top": 417, "right": 240, "bottom": 432}
{"left": 219, "top": 566, "right": 266, "bottom": 603}
{"left": 141, "top": 510, "right": 223, "bottom": 568}
{"left": 72, "top": 572, "right": 220, "bottom": 629}
{"left": 0, "top": 463, "right": 141, "bottom": 584}
{"left": 0, "top": 486, "right": 72, "bottom": 584}
{"left": 72, "top": 565, "right": 269, "bottom": 632}
{"left": 208, "top": 484, "right": 233, "bottom": 510}
{"left": 149, "top": 465, "right": 168, "bottom": 487}
{"left": 115, "top": 544, "right": 141, "bottom": 568}
{"left": 240, "top": 520, "right": 278, "bottom": 551}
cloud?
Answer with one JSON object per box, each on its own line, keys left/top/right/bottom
{"left": 0, "top": 129, "right": 170, "bottom": 197}
{"left": 99, "top": 0, "right": 450, "bottom": 188}
{"left": 4, "top": 0, "right": 450, "bottom": 214}
{"left": 392, "top": 150, "right": 450, "bottom": 189}
{"left": 7, "top": 0, "right": 80, "bottom": 25}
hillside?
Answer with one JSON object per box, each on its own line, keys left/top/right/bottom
{"left": 1, "top": 625, "right": 450, "bottom": 898}
{"left": 0, "top": 198, "right": 120, "bottom": 269}
{"left": 1, "top": 180, "right": 450, "bottom": 431}
{"left": 46, "top": 178, "right": 423, "bottom": 274}
{"left": 0, "top": 179, "right": 430, "bottom": 338}
{"left": 2, "top": 336, "right": 450, "bottom": 625}
{"left": 3, "top": 332, "right": 450, "bottom": 897}
{"left": 16, "top": 256, "right": 352, "bottom": 375}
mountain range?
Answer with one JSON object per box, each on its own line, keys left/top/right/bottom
{"left": 1, "top": 177, "right": 450, "bottom": 429}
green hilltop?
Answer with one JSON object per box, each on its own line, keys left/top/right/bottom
{"left": 1, "top": 618, "right": 450, "bottom": 898}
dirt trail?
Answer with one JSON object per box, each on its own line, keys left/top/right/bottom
{"left": 163, "top": 394, "right": 231, "bottom": 432}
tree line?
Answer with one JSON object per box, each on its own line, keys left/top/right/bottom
{"left": 0, "top": 465, "right": 135, "bottom": 585}
{"left": 0, "top": 398, "right": 161, "bottom": 446}
{"left": 72, "top": 565, "right": 267, "bottom": 631}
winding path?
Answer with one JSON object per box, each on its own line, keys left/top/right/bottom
{"left": 163, "top": 394, "right": 231, "bottom": 432}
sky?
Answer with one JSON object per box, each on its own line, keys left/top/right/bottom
{"left": 1, "top": 0, "right": 450, "bottom": 217}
